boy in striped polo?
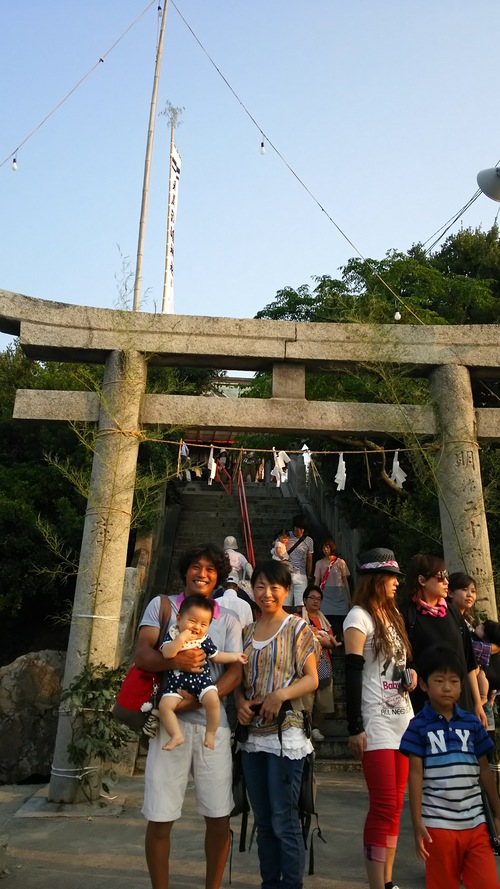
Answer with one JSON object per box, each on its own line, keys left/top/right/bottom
{"left": 400, "top": 645, "right": 500, "bottom": 889}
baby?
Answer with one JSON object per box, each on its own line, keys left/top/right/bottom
{"left": 159, "top": 593, "right": 247, "bottom": 750}
{"left": 271, "top": 529, "right": 290, "bottom": 563}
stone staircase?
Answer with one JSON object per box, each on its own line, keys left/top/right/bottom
{"left": 163, "top": 481, "right": 299, "bottom": 593}
{"left": 316, "top": 648, "right": 353, "bottom": 770}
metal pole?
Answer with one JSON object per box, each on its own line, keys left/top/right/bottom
{"left": 132, "top": 1, "right": 169, "bottom": 312}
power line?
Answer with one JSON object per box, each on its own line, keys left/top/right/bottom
{"left": 170, "top": 1, "right": 426, "bottom": 325}
{"left": 0, "top": 0, "right": 159, "bottom": 170}
{"left": 422, "top": 157, "right": 500, "bottom": 255}
{"left": 423, "top": 190, "right": 482, "bottom": 255}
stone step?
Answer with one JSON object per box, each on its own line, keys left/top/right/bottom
{"left": 183, "top": 510, "right": 294, "bottom": 520}
{"left": 315, "top": 758, "right": 361, "bottom": 773}
{"left": 182, "top": 483, "right": 287, "bottom": 499}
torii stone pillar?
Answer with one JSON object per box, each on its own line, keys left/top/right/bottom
{"left": 429, "top": 364, "right": 497, "bottom": 619}
{"left": 48, "top": 350, "right": 147, "bottom": 803}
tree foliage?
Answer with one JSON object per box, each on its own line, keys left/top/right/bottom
{"left": 246, "top": 225, "right": 500, "bottom": 577}
{"left": 0, "top": 342, "right": 221, "bottom": 663}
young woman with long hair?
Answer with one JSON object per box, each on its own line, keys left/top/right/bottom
{"left": 343, "top": 547, "right": 415, "bottom": 889}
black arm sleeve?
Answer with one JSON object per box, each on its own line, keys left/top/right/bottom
{"left": 344, "top": 652, "right": 365, "bottom": 736}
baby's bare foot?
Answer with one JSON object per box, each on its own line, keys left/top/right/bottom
{"left": 204, "top": 731, "right": 216, "bottom": 750}
{"left": 163, "top": 734, "right": 184, "bottom": 751}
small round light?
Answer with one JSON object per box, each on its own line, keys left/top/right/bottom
{"left": 11, "top": 158, "right": 18, "bottom": 171}
{"left": 394, "top": 310, "right": 401, "bottom": 321}
{"left": 260, "top": 140, "right": 266, "bottom": 155}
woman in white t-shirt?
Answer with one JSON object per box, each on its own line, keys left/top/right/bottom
{"left": 343, "top": 547, "right": 415, "bottom": 889}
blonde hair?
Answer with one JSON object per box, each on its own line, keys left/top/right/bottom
{"left": 353, "top": 573, "right": 411, "bottom": 660}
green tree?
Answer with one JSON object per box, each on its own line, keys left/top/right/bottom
{"left": 246, "top": 225, "right": 500, "bottom": 577}
{"left": 0, "top": 342, "right": 222, "bottom": 663}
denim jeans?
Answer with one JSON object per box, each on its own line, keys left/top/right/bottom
{"left": 242, "top": 750, "right": 305, "bottom": 889}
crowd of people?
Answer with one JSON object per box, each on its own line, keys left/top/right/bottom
{"left": 133, "top": 521, "right": 500, "bottom": 889}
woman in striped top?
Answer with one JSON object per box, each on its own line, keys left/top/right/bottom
{"left": 235, "top": 560, "right": 318, "bottom": 889}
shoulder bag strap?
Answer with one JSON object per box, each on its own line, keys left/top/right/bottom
{"left": 156, "top": 594, "right": 172, "bottom": 649}
{"left": 319, "top": 558, "right": 336, "bottom": 591}
{"left": 287, "top": 537, "right": 303, "bottom": 557}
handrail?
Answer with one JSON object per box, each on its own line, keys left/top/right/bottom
{"left": 214, "top": 460, "right": 232, "bottom": 495}
{"left": 237, "top": 469, "right": 255, "bottom": 567}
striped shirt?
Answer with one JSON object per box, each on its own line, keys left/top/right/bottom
{"left": 242, "top": 614, "right": 317, "bottom": 736}
{"left": 400, "top": 702, "right": 494, "bottom": 830}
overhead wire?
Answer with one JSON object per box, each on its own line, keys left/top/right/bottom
{"left": 0, "top": 0, "right": 159, "bottom": 170}
{"left": 422, "top": 157, "right": 500, "bottom": 256}
{"left": 423, "top": 190, "right": 482, "bottom": 255}
{"left": 2, "top": 1, "right": 491, "bottom": 326}
{"left": 170, "top": 0, "right": 425, "bottom": 325}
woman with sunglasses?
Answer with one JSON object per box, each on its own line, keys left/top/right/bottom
{"left": 401, "top": 553, "right": 486, "bottom": 724}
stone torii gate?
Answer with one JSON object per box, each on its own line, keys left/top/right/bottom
{"left": 2, "top": 288, "right": 500, "bottom": 802}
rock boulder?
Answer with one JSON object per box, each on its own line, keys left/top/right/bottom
{"left": 0, "top": 650, "right": 65, "bottom": 784}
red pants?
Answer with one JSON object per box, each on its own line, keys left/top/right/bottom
{"left": 426, "top": 823, "right": 499, "bottom": 889}
{"left": 362, "top": 749, "right": 409, "bottom": 852}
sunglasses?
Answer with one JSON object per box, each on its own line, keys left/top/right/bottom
{"left": 434, "top": 570, "right": 449, "bottom": 582}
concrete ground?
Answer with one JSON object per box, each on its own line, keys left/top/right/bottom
{"left": 0, "top": 772, "right": 499, "bottom": 889}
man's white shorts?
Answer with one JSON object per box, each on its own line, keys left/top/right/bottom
{"left": 142, "top": 721, "right": 233, "bottom": 822}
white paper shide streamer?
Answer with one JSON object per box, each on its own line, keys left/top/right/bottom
{"left": 271, "top": 447, "right": 290, "bottom": 488}
{"left": 301, "top": 443, "right": 311, "bottom": 476}
{"left": 389, "top": 451, "right": 407, "bottom": 489}
{"left": 335, "top": 452, "right": 346, "bottom": 491}
{"left": 207, "top": 447, "right": 216, "bottom": 486}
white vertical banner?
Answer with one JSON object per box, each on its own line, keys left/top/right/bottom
{"left": 162, "top": 142, "right": 181, "bottom": 314}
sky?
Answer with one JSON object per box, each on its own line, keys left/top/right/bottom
{"left": 1, "top": 0, "right": 499, "bottom": 354}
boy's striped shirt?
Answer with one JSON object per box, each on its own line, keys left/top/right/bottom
{"left": 400, "top": 702, "right": 493, "bottom": 830}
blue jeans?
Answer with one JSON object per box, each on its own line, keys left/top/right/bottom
{"left": 242, "top": 750, "right": 305, "bottom": 889}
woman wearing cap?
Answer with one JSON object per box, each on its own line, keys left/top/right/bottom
{"left": 400, "top": 553, "right": 486, "bottom": 724}
{"left": 343, "top": 547, "right": 415, "bottom": 889}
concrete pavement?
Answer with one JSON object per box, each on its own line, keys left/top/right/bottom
{"left": 0, "top": 771, "right": 498, "bottom": 888}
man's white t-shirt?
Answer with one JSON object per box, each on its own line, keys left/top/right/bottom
{"left": 219, "top": 588, "right": 253, "bottom": 627}
{"left": 140, "top": 594, "right": 242, "bottom": 728}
